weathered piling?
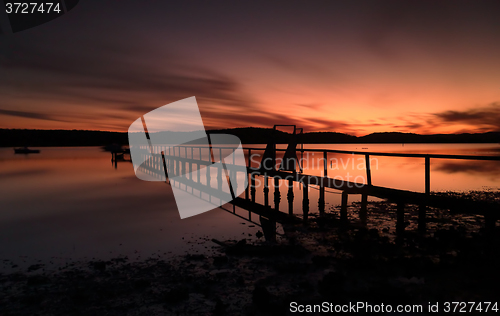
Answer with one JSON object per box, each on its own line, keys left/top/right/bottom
{"left": 360, "top": 193, "right": 368, "bottom": 226}
{"left": 302, "top": 181, "right": 309, "bottom": 223}
{"left": 250, "top": 173, "right": 256, "bottom": 203}
{"left": 340, "top": 191, "right": 348, "bottom": 222}
{"left": 274, "top": 177, "right": 281, "bottom": 211}
{"left": 287, "top": 178, "right": 294, "bottom": 216}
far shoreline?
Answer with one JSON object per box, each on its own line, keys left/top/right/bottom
{"left": 1, "top": 128, "right": 499, "bottom": 147}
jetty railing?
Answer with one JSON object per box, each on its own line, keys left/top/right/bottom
{"left": 127, "top": 144, "right": 500, "bottom": 236}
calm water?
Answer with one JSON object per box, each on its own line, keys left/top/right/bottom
{"left": 0, "top": 144, "right": 499, "bottom": 271}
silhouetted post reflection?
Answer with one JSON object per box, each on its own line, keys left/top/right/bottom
{"left": 259, "top": 215, "right": 277, "bottom": 243}
{"left": 287, "top": 178, "right": 294, "bottom": 216}
{"left": 340, "top": 191, "right": 348, "bottom": 222}
{"left": 302, "top": 181, "right": 309, "bottom": 223}
{"left": 251, "top": 173, "right": 256, "bottom": 203}
{"left": 264, "top": 175, "right": 269, "bottom": 207}
{"left": 319, "top": 185, "right": 325, "bottom": 217}
{"left": 425, "top": 156, "right": 431, "bottom": 195}
{"left": 420, "top": 156, "right": 431, "bottom": 233}
{"left": 360, "top": 193, "right": 368, "bottom": 226}
{"left": 245, "top": 174, "right": 250, "bottom": 200}
{"left": 274, "top": 177, "right": 281, "bottom": 210}
{"left": 246, "top": 150, "right": 252, "bottom": 201}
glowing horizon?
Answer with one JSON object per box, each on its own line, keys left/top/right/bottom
{"left": 1, "top": 2, "right": 500, "bottom": 136}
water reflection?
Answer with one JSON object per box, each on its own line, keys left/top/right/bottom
{"left": 434, "top": 160, "right": 500, "bottom": 177}
{"left": 0, "top": 144, "right": 498, "bottom": 272}
{"left": 0, "top": 147, "right": 263, "bottom": 272}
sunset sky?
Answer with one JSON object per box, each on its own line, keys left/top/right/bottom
{"left": 1, "top": 1, "right": 500, "bottom": 136}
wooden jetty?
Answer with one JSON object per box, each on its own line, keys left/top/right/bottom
{"left": 110, "top": 148, "right": 131, "bottom": 168}
{"left": 125, "top": 133, "right": 500, "bottom": 237}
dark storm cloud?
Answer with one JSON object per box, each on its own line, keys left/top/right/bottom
{"left": 1, "top": 39, "right": 252, "bottom": 112}
{"left": 433, "top": 103, "right": 500, "bottom": 131}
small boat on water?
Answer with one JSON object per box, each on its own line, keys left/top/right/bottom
{"left": 14, "top": 147, "right": 40, "bottom": 154}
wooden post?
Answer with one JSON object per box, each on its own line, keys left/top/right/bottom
{"left": 245, "top": 149, "right": 251, "bottom": 200}
{"left": 319, "top": 181, "right": 325, "bottom": 216}
{"left": 319, "top": 151, "right": 327, "bottom": 216}
{"left": 287, "top": 178, "right": 294, "bottom": 215}
{"left": 323, "top": 151, "right": 328, "bottom": 177}
{"left": 215, "top": 148, "right": 222, "bottom": 191}
{"left": 245, "top": 172, "right": 250, "bottom": 200}
{"left": 340, "top": 191, "right": 348, "bottom": 222}
{"left": 197, "top": 148, "right": 201, "bottom": 183}
{"left": 188, "top": 157, "right": 192, "bottom": 182}
{"left": 217, "top": 164, "right": 222, "bottom": 191}
{"left": 396, "top": 202, "right": 405, "bottom": 237}
{"left": 274, "top": 177, "right": 281, "bottom": 210}
{"left": 179, "top": 155, "right": 183, "bottom": 179}
{"left": 161, "top": 151, "right": 168, "bottom": 183}
{"left": 176, "top": 147, "right": 182, "bottom": 177}
{"left": 425, "top": 156, "right": 430, "bottom": 195}
{"left": 360, "top": 193, "right": 368, "bottom": 226}
{"left": 231, "top": 170, "right": 237, "bottom": 199}
{"left": 173, "top": 148, "right": 177, "bottom": 177}
{"left": 302, "top": 180, "right": 309, "bottom": 223}
{"left": 190, "top": 147, "right": 194, "bottom": 182}
{"left": 206, "top": 163, "right": 211, "bottom": 188}
{"left": 251, "top": 173, "right": 256, "bottom": 203}
{"left": 232, "top": 148, "right": 237, "bottom": 195}
{"left": 264, "top": 175, "right": 269, "bottom": 207}
{"left": 365, "top": 154, "right": 371, "bottom": 186}
{"left": 168, "top": 147, "right": 171, "bottom": 178}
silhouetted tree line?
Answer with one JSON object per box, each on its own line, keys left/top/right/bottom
{"left": 1, "top": 128, "right": 498, "bottom": 147}
{"left": 0, "top": 129, "right": 128, "bottom": 147}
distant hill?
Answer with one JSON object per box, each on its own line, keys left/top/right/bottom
{"left": 0, "top": 128, "right": 499, "bottom": 147}
{"left": 358, "top": 132, "right": 500, "bottom": 144}
{"left": 0, "top": 129, "right": 128, "bottom": 147}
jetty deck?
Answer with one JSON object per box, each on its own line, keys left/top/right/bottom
{"left": 122, "top": 141, "right": 500, "bottom": 237}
